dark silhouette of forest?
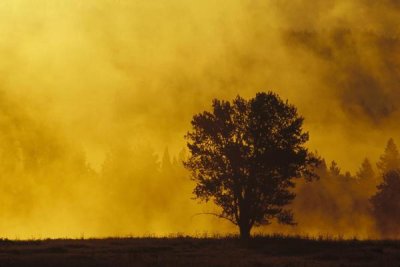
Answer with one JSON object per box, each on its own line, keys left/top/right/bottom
{"left": 183, "top": 92, "right": 400, "bottom": 239}
{"left": 100, "top": 136, "right": 396, "bottom": 240}
{"left": 1, "top": 91, "right": 399, "bottom": 239}
{"left": 294, "top": 137, "right": 400, "bottom": 239}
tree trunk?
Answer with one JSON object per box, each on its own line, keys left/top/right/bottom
{"left": 239, "top": 223, "right": 251, "bottom": 240}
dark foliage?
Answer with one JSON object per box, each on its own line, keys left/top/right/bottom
{"left": 376, "top": 138, "right": 400, "bottom": 174}
{"left": 369, "top": 139, "right": 400, "bottom": 237}
{"left": 184, "top": 92, "right": 319, "bottom": 239}
{"left": 371, "top": 170, "right": 400, "bottom": 238}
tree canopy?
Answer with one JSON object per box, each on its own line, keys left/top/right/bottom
{"left": 184, "top": 92, "right": 319, "bottom": 239}
{"left": 377, "top": 138, "right": 400, "bottom": 174}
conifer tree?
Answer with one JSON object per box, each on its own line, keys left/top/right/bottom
{"left": 377, "top": 138, "right": 400, "bottom": 174}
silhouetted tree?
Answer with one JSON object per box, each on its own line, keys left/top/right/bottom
{"left": 294, "top": 155, "right": 374, "bottom": 235}
{"left": 315, "top": 159, "right": 328, "bottom": 177}
{"left": 370, "top": 170, "right": 400, "bottom": 238}
{"left": 329, "top": 161, "right": 341, "bottom": 176}
{"left": 357, "top": 158, "right": 375, "bottom": 181}
{"left": 184, "top": 92, "right": 319, "bottom": 239}
{"left": 343, "top": 171, "right": 353, "bottom": 180}
{"left": 377, "top": 138, "right": 400, "bottom": 174}
{"left": 356, "top": 158, "right": 377, "bottom": 195}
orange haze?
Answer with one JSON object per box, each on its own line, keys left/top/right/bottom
{"left": 0, "top": 0, "right": 398, "bottom": 238}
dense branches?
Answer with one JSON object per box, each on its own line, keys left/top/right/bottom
{"left": 184, "top": 92, "right": 319, "bottom": 239}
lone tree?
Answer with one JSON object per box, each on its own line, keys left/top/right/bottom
{"left": 184, "top": 92, "right": 319, "bottom": 239}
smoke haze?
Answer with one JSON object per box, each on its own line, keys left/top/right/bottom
{"left": 0, "top": 0, "right": 399, "bottom": 238}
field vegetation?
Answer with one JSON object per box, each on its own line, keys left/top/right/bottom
{"left": 0, "top": 236, "right": 399, "bottom": 266}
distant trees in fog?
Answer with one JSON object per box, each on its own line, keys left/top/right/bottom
{"left": 183, "top": 92, "right": 400, "bottom": 239}
{"left": 371, "top": 139, "right": 400, "bottom": 238}
{"left": 100, "top": 145, "right": 193, "bottom": 234}
{"left": 371, "top": 170, "right": 400, "bottom": 237}
{"left": 376, "top": 138, "right": 400, "bottom": 175}
{"left": 293, "top": 138, "right": 400, "bottom": 238}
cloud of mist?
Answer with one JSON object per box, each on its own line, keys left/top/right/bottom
{"left": 0, "top": 0, "right": 398, "bottom": 238}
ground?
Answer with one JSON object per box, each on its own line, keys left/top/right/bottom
{"left": 0, "top": 236, "right": 398, "bottom": 266}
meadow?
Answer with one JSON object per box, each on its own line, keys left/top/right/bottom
{"left": 0, "top": 235, "right": 399, "bottom": 266}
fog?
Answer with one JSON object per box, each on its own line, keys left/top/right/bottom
{"left": 0, "top": 0, "right": 398, "bottom": 238}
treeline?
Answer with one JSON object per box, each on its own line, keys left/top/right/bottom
{"left": 98, "top": 146, "right": 197, "bottom": 234}
{"left": 0, "top": 114, "right": 398, "bottom": 238}
{"left": 293, "top": 138, "right": 400, "bottom": 238}
{"left": 153, "top": 140, "right": 400, "bottom": 239}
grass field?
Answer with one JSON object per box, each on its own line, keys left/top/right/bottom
{"left": 0, "top": 236, "right": 398, "bottom": 266}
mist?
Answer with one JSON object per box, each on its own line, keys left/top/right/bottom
{"left": 0, "top": 0, "right": 398, "bottom": 238}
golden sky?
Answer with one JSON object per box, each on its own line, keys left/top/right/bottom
{"left": 0, "top": 0, "right": 398, "bottom": 238}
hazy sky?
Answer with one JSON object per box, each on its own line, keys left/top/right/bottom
{"left": 0, "top": 0, "right": 398, "bottom": 170}
{"left": 0, "top": 0, "right": 398, "bottom": 238}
